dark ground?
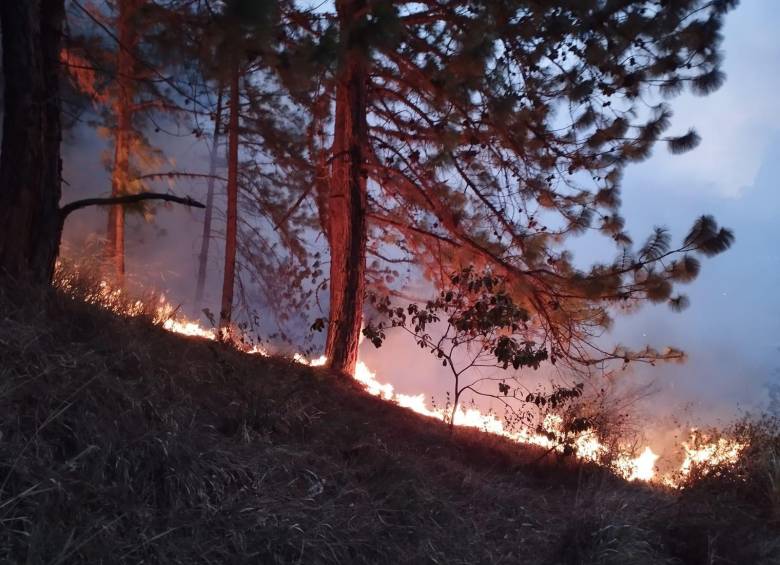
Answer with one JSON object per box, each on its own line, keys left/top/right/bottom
{"left": 0, "top": 283, "right": 777, "bottom": 564}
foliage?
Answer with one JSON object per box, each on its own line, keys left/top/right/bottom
{"left": 291, "top": 0, "right": 737, "bottom": 369}
{"left": 63, "top": 0, "right": 179, "bottom": 216}
{"left": 58, "top": 0, "right": 738, "bottom": 361}
{"left": 181, "top": 0, "right": 326, "bottom": 345}
{"left": 364, "top": 266, "right": 590, "bottom": 431}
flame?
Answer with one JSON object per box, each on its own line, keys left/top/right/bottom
{"left": 616, "top": 446, "right": 660, "bottom": 482}
{"left": 679, "top": 431, "right": 745, "bottom": 477}
{"left": 162, "top": 318, "right": 217, "bottom": 340}
{"left": 56, "top": 272, "right": 746, "bottom": 486}
{"left": 295, "top": 357, "right": 745, "bottom": 486}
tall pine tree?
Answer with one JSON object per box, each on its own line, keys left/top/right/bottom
{"left": 64, "top": 0, "right": 189, "bottom": 281}
{"left": 296, "top": 0, "right": 738, "bottom": 375}
{"left": 183, "top": 0, "right": 316, "bottom": 335}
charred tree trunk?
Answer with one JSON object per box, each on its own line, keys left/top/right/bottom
{"left": 0, "top": 0, "right": 65, "bottom": 283}
{"left": 106, "top": 0, "right": 141, "bottom": 281}
{"left": 194, "top": 87, "right": 224, "bottom": 306}
{"left": 219, "top": 61, "right": 240, "bottom": 330}
{"left": 325, "top": 0, "right": 369, "bottom": 376}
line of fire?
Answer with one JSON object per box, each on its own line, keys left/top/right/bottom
{"left": 1, "top": 1, "right": 777, "bottom": 564}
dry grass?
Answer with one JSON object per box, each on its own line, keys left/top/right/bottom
{"left": 665, "top": 418, "right": 780, "bottom": 564}
{"left": 0, "top": 281, "right": 778, "bottom": 564}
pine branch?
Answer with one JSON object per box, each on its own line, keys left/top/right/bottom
{"left": 449, "top": 154, "right": 527, "bottom": 253}
{"left": 367, "top": 213, "right": 459, "bottom": 247}
{"left": 274, "top": 185, "right": 315, "bottom": 231}
{"left": 60, "top": 192, "right": 205, "bottom": 219}
{"left": 666, "top": 129, "right": 701, "bottom": 154}
{"left": 70, "top": 0, "right": 213, "bottom": 113}
{"left": 638, "top": 226, "right": 671, "bottom": 261}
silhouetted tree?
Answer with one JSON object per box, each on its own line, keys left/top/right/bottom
{"left": 366, "top": 264, "right": 687, "bottom": 432}
{"left": 0, "top": 0, "right": 66, "bottom": 282}
{"left": 180, "top": 0, "right": 317, "bottom": 336}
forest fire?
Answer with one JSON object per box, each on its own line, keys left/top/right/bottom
{"left": 336, "top": 361, "right": 748, "bottom": 486}
{"left": 4, "top": 0, "right": 775, "bottom": 561}
{"left": 293, "top": 356, "right": 746, "bottom": 486}
{"left": 348, "top": 362, "right": 664, "bottom": 481}
{"left": 58, "top": 271, "right": 745, "bottom": 487}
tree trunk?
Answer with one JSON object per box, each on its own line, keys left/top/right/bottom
{"left": 194, "top": 86, "right": 224, "bottom": 306}
{"left": 0, "top": 0, "right": 65, "bottom": 283}
{"left": 450, "top": 385, "right": 461, "bottom": 433}
{"left": 106, "top": 0, "right": 142, "bottom": 281}
{"left": 219, "top": 61, "right": 240, "bottom": 330}
{"left": 325, "top": 0, "right": 369, "bottom": 376}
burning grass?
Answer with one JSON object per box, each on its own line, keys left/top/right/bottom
{"left": 0, "top": 280, "right": 778, "bottom": 564}
{"left": 53, "top": 261, "right": 744, "bottom": 486}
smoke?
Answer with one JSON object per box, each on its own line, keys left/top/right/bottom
{"left": 61, "top": 122, "right": 223, "bottom": 316}
{"left": 356, "top": 134, "right": 780, "bottom": 433}
{"left": 60, "top": 104, "right": 779, "bottom": 440}
{"left": 55, "top": 1, "right": 780, "bottom": 440}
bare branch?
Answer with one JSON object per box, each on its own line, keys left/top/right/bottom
{"left": 60, "top": 192, "right": 205, "bottom": 219}
{"left": 135, "top": 172, "right": 229, "bottom": 183}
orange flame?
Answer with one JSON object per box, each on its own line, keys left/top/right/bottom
{"left": 59, "top": 273, "right": 745, "bottom": 486}
{"left": 679, "top": 431, "right": 745, "bottom": 477}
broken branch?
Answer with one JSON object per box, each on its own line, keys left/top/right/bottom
{"left": 60, "top": 192, "right": 205, "bottom": 219}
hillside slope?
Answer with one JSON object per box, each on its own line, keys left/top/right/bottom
{"left": 0, "top": 285, "right": 777, "bottom": 565}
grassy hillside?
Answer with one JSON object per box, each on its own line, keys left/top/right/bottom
{"left": 0, "top": 284, "right": 777, "bottom": 564}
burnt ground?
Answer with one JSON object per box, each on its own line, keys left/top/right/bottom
{"left": 1, "top": 284, "right": 778, "bottom": 564}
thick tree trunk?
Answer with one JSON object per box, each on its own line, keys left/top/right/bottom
{"left": 0, "top": 0, "right": 65, "bottom": 283}
{"left": 219, "top": 61, "right": 240, "bottom": 330}
{"left": 194, "top": 87, "right": 224, "bottom": 306}
{"left": 325, "top": 0, "right": 369, "bottom": 376}
{"left": 106, "top": 0, "right": 142, "bottom": 281}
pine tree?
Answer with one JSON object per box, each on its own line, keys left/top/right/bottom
{"left": 220, "top": 55, "right": 241, "bottom": 329}
{"left": 322, "top": 0, "right": 370, "bottom": 375}
{"left": 63, "top": 0, "right": 184, "bottom": 281}
{"left": 105, "top": 0, "right": 142, "bottom": 279}
{"left": 190, "top": 0, "right": 315, "bottom": 333}
{"left": 298, "top": 0, "right": 738, "bottom": 375}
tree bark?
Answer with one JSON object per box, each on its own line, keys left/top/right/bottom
{"left": 106, "top": 0, "right": 142, "bottom": 281}
{"left": 219, "top": 61, "right": 240, "bottom": 329}
{"left": 325, "top": 0, "right": 369, "bottom": 376}
{"left": 0, "top": 0, "right": 65, "bottom": 283}
{"left": 194, "top": 87, "right": 224, "bottom": 306}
